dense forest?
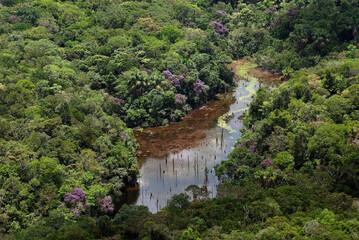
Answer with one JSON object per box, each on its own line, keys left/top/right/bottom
{"left": 0, "top": 0, "right": 358, "bottom": 239}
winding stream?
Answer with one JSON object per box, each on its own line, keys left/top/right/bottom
{"left": 124, "top": 61, "right": 280, "bottom": 213}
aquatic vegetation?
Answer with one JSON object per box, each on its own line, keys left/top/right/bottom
{"left": 217, "top": 62, "right": 258, "bottom": 133}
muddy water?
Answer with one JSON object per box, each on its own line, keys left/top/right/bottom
{"left": 125, "top": 62, "right": 280, "bottom": 212}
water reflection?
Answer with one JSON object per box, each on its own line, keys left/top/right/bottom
{"left": 126, "top": 66, "right": 279, "bottom": 213}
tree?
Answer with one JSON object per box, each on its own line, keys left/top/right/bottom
{"left": 181, "top": 227, "right": 201, "bottom": 240}
{"left": 168, "top": 193, "right": 190, "bottom": 214}
{"left": 162, "top": 25, "right": 182, "bottom": 44}
{"left": 308, "top": 124, "right": 348, "bottom": 166}
{"left": 273, "top": 152, "right": 294, "bottom": 172}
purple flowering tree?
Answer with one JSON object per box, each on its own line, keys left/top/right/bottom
{"left": 236, "top": 138, "right": 257, "bottom": 153}
{"left": 194, "top": 80, "right": 206, "bottom": 95}
{"left": 163, "top": 70, "right": 183, "bottom": 88}
{"left": 101, "top": 196, "right": 114, "bottom": 214}
{"left": 261, "top": 158, "right": 279, "bottom": 169}
{"left": 248, "top": 142, "right": 258, "bottom": 153}
{"left": 63, "top": 187, "right": 90, "bottom": 217}
{"left": 121, "top": 131, "right": 131, "bottom": 142}
{"left": 175, "top": 94, "right": 186, "bottom": 105}
{"left": 121, "top": 131, "right": 127, "bottom": 141}
{"left": 209, "top": 21, "right": 229, "bottom": 37}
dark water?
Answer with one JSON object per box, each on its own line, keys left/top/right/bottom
{"left": 124, "top": 63, "right": 280, "bottom": 212}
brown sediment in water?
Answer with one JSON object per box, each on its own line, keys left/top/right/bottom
{"left": 249, "top": 68, "right": 281, "bottom": 83}
{"left": 134, "top": 94, "right": 235, "bottom": 159}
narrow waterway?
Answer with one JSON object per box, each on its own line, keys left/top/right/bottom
{"left": 125, "top": 61, "right": 280, "bottom": 212}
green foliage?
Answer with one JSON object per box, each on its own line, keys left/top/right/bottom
{"left": 162, "top": 25, "right": 183, "bottom": 43}
{"left": 181, "top": 227, "right": 201, "bottom": 240}
{"left": 308, "top": 124, "right": 348, "bottom": 166}
{"left": 215, "top": 147, "right": 261, "bottom": 182}
{"left": 273, "top": 152, "right": 294, "bottom": 171}
{"left": 210, "top": 27, "right": 359, "bottom": 238}
{"left": 114, "top": 204, "right": 151, "bottom": 225}
{"left": 347, "top": 44, "right": 358, "bottom": 58}
{"left": 1, "top": 0, "right": 359, "bottom": 239}
{"left": 168, "top": 193, "right": 191, "bottom": 214}
{"left": 228, "top": 28, "right": 265, "bottom": 58}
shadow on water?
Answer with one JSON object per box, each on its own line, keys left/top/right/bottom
{"left": 121, "top": 61, "right": 280, "bottom": 212}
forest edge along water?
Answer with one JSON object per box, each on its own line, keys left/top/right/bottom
{"left": 122, "top": 60, "right": 280, "bottom": 213}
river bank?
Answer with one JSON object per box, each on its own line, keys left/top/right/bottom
{"left": 123, "top": 61, "right": 280, "bottom": 212}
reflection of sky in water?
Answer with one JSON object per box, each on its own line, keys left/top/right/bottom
{"left": 127, "top": 78, "right": 274, "bottom": 213}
